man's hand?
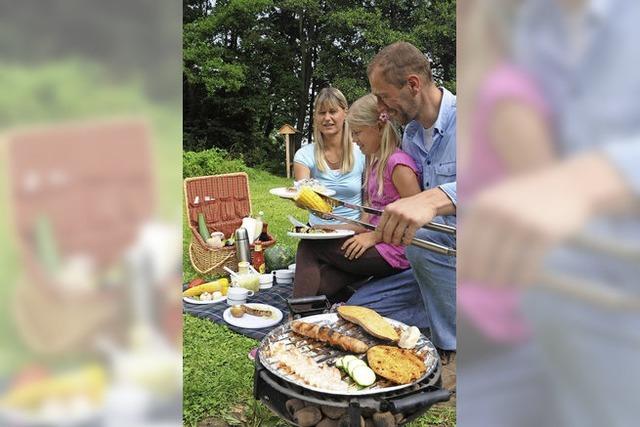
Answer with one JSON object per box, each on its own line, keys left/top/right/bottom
{"left": 459, "top": 153, "right": 631, "bottom": 287}
{"left": 342, "top": 232, "right": 378, "bottom": 260}
{"left": 376, "top": 187, "right": 456, "bottom": 245}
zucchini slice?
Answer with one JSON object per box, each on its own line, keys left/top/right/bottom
{"left": 346, "top": 359, "right": 366, "bottom": 377}
{"left": 352, "top": 365, "right": 376, "bottom": 387}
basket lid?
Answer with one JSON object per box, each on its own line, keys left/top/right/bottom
{"left": 184, "top": 172, "right": 252, "bottom": 230}
{"left": 7, "top": 120, "right": 154, "bottom": 269}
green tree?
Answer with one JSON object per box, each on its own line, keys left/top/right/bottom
{"left": 183, "top": 0, "right": 456, "bottom": 173}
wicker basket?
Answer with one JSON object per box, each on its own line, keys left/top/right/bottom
{"left": 184, "top": 172, "right": 276, "bottom": 275}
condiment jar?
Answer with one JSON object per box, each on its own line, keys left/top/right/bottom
{"left": 235, "top": 261, "right": 260, "bottom": 293}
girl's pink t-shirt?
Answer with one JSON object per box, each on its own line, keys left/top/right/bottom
{"left": 367, "top": 149, "right": 419, "bottom": 269}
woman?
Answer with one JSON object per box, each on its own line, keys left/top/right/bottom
{"left": 293, "top": 87, "right": 366, "bottom": 226}
{"left": 293, "top": 94, "right": 421, "bottom": 300}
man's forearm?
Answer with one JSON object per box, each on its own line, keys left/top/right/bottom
{"left": 423, "top": 186, "right": 457, "bottom": 217}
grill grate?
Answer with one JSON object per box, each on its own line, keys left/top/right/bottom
{"left": 259, "top": 313, "right": 438, "bottom": 396}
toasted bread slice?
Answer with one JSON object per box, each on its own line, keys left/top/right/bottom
{"left": 337, "top": 305, "right": 399, "bottom": 342}
{"left": 366, "top": 345, "right": 426, "bottom": 384}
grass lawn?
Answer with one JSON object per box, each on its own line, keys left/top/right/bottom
{"left": 182, "top": 166, "right": 456, "bottom": 426}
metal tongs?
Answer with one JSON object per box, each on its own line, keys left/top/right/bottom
{"left": 307, "top": 206, "right": 457, "bottom": 257}
{"left": 314, "top": 191, "right": 456, "bottom": 236}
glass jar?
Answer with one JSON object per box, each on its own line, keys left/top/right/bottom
{"left": 235, "top": 261, "right": 259, "bottom": 292}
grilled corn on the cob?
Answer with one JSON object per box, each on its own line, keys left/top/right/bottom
{"left": 294, "top": 186, "right": 333, "bottom": 213}
{"left": 183, "top": 278, "right": 229, "bottom": 297}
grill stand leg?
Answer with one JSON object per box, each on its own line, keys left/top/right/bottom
{"left": 348, "top": 401, "right": 362, "bottom": 427}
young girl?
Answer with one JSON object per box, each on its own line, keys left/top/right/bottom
{"left": 293, "top": 94, "right": 422, "bottom": 300}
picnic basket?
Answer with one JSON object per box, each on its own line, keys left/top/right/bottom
{"left": 184, "top": 172, "right": 276, "bottom": 275}
{"left": 6, "top": 119, "right": 153, "bottom": 354}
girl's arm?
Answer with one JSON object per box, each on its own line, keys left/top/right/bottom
{"left": 489, "top": 101, "right": 555, "bottom": 173}
{"left": 392, "top": 164, "right": 422, "bottom": 198}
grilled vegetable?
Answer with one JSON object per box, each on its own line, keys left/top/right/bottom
{"left": 351, "top": 365, "right": 376, "bottom": 387}
{"left": 291, "top": 321, "right": 369, "bottom": 354}
{"left": 182, "top": 278, "right": 229, "bottom": 297}
{"left": 337, "top": 306, "right": 399, "bottom": 342}
{"left": 339, "top": 355, "right": 358, "bottom": 369}
{"left": 335, "top": 356, "right": 377, "bottom": 387}
{"left": 294, "top": 186, "right": 332, "bottom": 213}
{"left": 366, "top": 346, "right": 426, "bottom": 385}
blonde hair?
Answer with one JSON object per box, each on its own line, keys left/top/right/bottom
{"left": 312, "top": 87, "right": 354, "bottom": 173}
{"left": 367, "top": 41, "right": 432, "bottom": 88}
{"left": 346, "top": 94, "right": 401, "bottom": 197}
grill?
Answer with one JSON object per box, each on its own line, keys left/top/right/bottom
{"left": 253, "top": 297, "right": 450, "bottom": 426}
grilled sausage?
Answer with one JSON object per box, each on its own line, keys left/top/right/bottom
{"left": 241, "top": 305, "right": 272, "bottom": 317}
{"left": 291, "top": 321, "right": 369, "bottom": 353}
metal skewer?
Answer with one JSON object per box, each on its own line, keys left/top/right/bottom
{"left": 314, "top": 190, "right": 456, "bottom": 236}
{"left": 308, "top": 209, "right": 456, "bottom": 257}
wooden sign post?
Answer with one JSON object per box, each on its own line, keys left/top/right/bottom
{"left": 277, "top": 124, "right": 299, "bottom": 179}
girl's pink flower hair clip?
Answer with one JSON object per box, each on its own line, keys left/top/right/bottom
{"left": 378, "top": 112, "right": 389, "bottom": 123}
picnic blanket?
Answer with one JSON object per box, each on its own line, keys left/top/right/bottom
{"left": 183, "top": 282, "right": 294, "bottom": 341}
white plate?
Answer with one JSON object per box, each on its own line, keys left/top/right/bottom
{"left": 287, "top": 229, "right": 355, "bottom": 240}
{"left": 269, "top": 187, "right": 336, "bottom": 199}
{"left": 183, "top": 295, "right": 227, "bottom": 305}
{"left": 223, "top": 303, "right": 283, "bottom": 329}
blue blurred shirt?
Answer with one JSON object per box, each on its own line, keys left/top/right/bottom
{"left": 515, "top": 0, "right": 640, "bottom": 197}
{"left": 293, "top": 143, "right": 365, "bottom": 226}
{"left": 402, "top": 87, "right": 457, "bottom": 231}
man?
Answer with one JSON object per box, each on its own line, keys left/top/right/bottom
{"left": 367, "top": 42, "right": 458, "bottom": 355}
{"left": 457, "top": 0, "right": 640, "bottom": 426}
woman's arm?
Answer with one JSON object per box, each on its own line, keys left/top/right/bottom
{"left": 293, "top": 163, "right": 311, "bottom": 181}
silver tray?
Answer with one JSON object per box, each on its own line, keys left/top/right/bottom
{"left": 258, "top": 312, "right": 438, "bottom": 396}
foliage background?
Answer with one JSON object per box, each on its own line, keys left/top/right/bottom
{"left": 183, "top": 0, "right": 456, "bottom": 174}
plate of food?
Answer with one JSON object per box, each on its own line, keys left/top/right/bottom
{"left": 223, "top": 303, "right": 283, "bottom": 329}
{"left": 183, "top": 292, "right": 227, "bottom": 304}
{"left": 269, "top": 179, "right": 336, "bottom": 200}
{"left": 268, "top": 187, "right": 299, "bottom": 199}
{"left": 287, "top": 225, "right": 355, "bottom": 240}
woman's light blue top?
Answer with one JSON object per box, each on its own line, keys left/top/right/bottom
{"left": 293, "top": 143, "right": 366, "bottom": 225}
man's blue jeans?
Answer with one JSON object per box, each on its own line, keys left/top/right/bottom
{"left": 407, "top": 228, "right": 457, "bottom": 350}
{"left": 347, "top": 269, "right": 430, "bottom": 330}
{"left": 347, "top": 228, "right": 456, "bottom": 350}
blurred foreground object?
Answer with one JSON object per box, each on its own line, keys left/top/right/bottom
{"left": 458, "top": 0, "right": 640, "bottom": 426}
{"left": 7, "top": 120, "right": 153, "bottom": 354}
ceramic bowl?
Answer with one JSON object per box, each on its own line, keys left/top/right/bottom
{"left": 259, "top": 273, "right": 273, "bottom": 289}
{"left": 275, "top": 269, "right": 294, "bottom": 283}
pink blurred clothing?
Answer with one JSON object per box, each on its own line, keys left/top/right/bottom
{"left": 459, "top": 63, "right": 550, "bottom": 343}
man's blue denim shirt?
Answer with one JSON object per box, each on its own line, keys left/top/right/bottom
{"left": 402, "top": 87, "right": 457, "bottom": 230}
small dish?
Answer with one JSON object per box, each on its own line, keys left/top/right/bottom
{"left": 275, "top": 269, "right": 294, "bottom": 281}
{"left": 259, "top": 273, "right": 273, "bottom": 289}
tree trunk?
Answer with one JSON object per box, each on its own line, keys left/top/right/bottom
{"left": 294, "top": 10, "right": 315, "bottom": 152}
